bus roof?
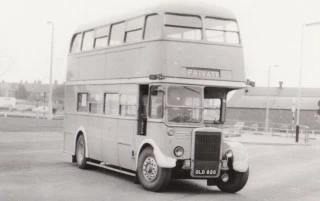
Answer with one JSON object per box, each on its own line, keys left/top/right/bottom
{"left": 75, "top": 2, "right": 236, "bottom": 32}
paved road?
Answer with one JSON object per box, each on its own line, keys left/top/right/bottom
{"left": 0, "top": 132, "right": 320, "bottom": 201}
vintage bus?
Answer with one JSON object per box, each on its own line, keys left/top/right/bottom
{"left": 64, "top": 2, "right": 249, "bottom": 192}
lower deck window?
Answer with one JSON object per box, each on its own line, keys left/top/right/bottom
{"left": 77, "top": 92, "right": 137, "bottom": 117}
{"left": 120, "top": 94, "right": 137, "bottom": 117}
{"left": 204, "top": 99, "right": 221, "bottom": 122}
{"left": 88, "top": 93, "right": 104, "bottom": 114}
{"left": 104, "top": 93, "right": 119, "bottom": 115}
{"left": 77, "top": 93, "right": 89, "bottom": 112}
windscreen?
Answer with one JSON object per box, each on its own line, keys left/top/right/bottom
{"left": 167, "top": 86, "right": 202, "bottom": 123}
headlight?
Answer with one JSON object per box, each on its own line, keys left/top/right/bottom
{"left": 225, "top": 150, "right": 233, "bottom": 158}
{"left": 174, "top": 146, "right": 184, "bottom": 157}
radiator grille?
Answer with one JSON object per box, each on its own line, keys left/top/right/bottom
{"left": 192, "top": 131, "right": 221, "bottom": 177}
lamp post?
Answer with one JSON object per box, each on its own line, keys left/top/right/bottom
{"left": 296, "top": 21, "right": 320, "bottom": 142}
{"left": 265, "top": 65, "right": 278, "bottom": 132}
{"left": 47, "top": 21, "right": 54, "bottom": 120}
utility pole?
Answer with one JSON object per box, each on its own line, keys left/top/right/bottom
{"left": 297, "top": 20, "right": 320, "bottom": 142}
{"left": 5, "top": 82, "right": 8, "bottom": 97}
{"left": 291, "top": 98, "right": 296, "bottom": 137}
{"left": 47, "top": 21, "right": 54, "bottom": 120}
{"left": 265, "top": 65, "right": 278, "bottom": 132}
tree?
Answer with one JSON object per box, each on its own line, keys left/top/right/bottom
{"left": 53, "top": 85, "right": 65, "bottom": 104}
{"left": 27, "top": 92, "right": 40, "bottom": 103}
{"left": 15, "top": 84, "right": 29, "bottom": 99}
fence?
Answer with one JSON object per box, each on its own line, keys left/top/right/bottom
{"left": 223, "top": 119, "right": 320, "bottom": 143}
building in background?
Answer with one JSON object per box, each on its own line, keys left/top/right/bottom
{"left": 227, "top": 85, "right": 320, "bottom": 130}
{"left": 0, "top": 80, "right": 64, "bottom": 111}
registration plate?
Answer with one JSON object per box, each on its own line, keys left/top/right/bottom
{"left": 194, "top": 169, "right": 217, "bottom": 176}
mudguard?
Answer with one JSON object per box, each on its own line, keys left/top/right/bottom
{"left": 223, "top": 141, "right": 249, "bottom": 172}
{"left": 136, "top": 139, "right": 176, "bottom": 168}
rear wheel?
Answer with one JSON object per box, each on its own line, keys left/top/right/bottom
{"left": 76, "top": 134, "right": 88, "bottom": 169}
{"left": 137, "top": 147, "right": 172, "bottom": 192}
{"left": 216, "top": 168, "right": 249, "bottom": 193}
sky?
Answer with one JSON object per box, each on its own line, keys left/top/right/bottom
{"left": 0, "top": 0, "right": 319, "bottom": 87}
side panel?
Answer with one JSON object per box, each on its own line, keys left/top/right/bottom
{"left": 101, "top": 118, "right": 119, "bottom": 165}
{"left": 84, "top": 115, "right": 102, "bottom": 161}
{"left": 66, "top": 41, "right": 165, "bottom": 82}
{"left": 63, "top": 85, "right": 78, "bottom": 155}
{"left": 78, "top": 54, "right": 106, "bottom": 80}
{"left": 63, "top": 131, "right": 75, "bottom": 155}
{"left": 64, "top": 83, "right": 139, "bottom": 169}
{"left": 116, "top": 84, "right": 139, "bottom": 170}
{"left": 117, "top": 119, "right": 136, "bottom": 169}
{"left": 106, "top": 48, "right": 142, "bottom": 78}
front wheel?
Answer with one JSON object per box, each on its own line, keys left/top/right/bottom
{"left": 216, "top": 168, "right": 249, "bottom": 193}
{"left": 137, "top": 147, "right": 172, "bottom": 192}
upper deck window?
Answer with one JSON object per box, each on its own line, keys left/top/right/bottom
{"left": 144, "top": 14, "right": 162, "bottom": 40}
{"left": 125, "top": 17, "right": 144, "bottom": 43}
{"left": 95, "top": 26, "right": 110, "bottom": 49}
{"left": 165, "top": 14, "right": 202, "bottom": 41}
{"left": 110, "top": 22, "right": 125, "bottom": 46}
{"left": 70, "top": 33, "right": 82, "bottom": 53}
{"left": 82, "top": 30, "right": 94, "bottom": 51}
{"left": 205, "top": 18, "right": 240, "bottom": 44}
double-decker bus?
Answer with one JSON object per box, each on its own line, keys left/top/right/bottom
{"left": 64, "top": 2, "right": 249, "bottom": 192}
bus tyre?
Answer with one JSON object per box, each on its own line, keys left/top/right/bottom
{"left": 216, "top": 168, "right": 249, "bottom": 193}
{"left": 137, "top": 147, "right": 172, "bottom": 192}
{"left": 76, "top": 134, "right": 88, "bottom": 169}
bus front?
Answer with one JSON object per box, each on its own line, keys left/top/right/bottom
{"left": 137, "top": 10, "right": 249, "bottom": 192}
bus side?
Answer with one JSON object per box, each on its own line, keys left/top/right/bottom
{"left": 67, "top": 40, "right": 244, "bottom": 83}
{"left": 64, "top": 84, "right": 140, "bottom": 170}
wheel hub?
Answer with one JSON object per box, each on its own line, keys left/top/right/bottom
{"left": 142, "top": 157, "right": 158, "bottom": 181}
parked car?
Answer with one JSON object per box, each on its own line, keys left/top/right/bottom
{"left": 15, "top": 104, "right": 35, "bottom": 112}
{"left": 32, "top": 106, "right": 49, "bottom": 113}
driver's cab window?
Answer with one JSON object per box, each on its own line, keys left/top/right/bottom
{"left": 149, "top": 86, "right": 164, "bottom": 119}
{"left": 204, "top": 98, "right": 221, "bottom": 122}
{"left": 204, "top": 87, "right": 226, "bottom": 123}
